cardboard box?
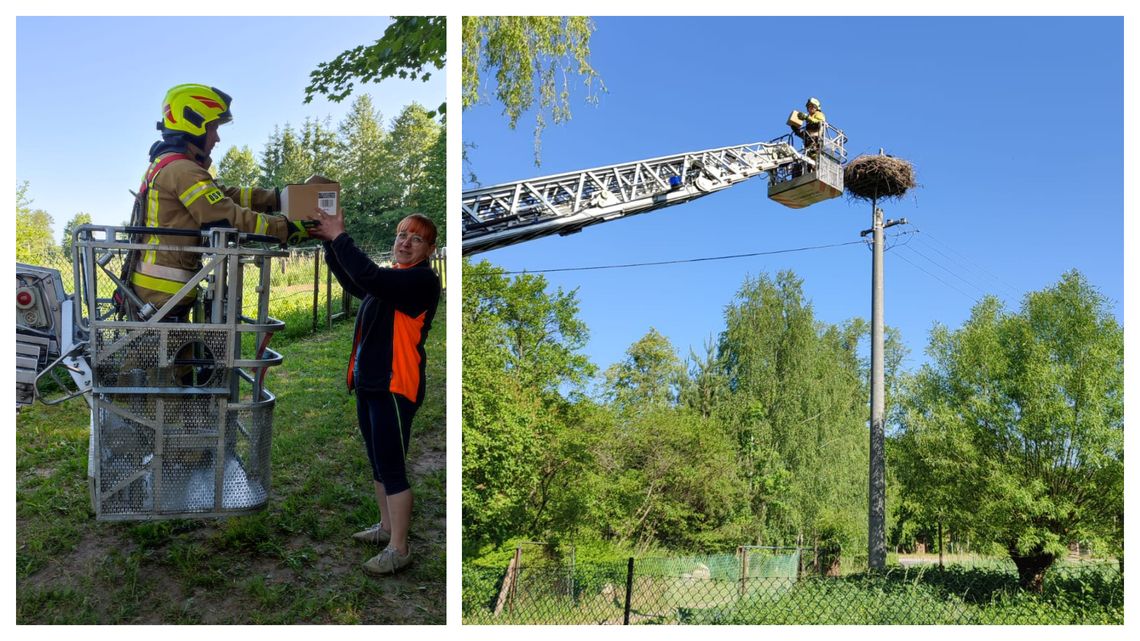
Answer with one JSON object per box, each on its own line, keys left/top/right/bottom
{"left": 281, "top": 179, "right": 340, "bottom": 221}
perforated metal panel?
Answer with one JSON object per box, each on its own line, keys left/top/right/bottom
{"left": 94, "top": 328, "right": 161, "bottom": 388}
{"left": 95, "top": 397, "right": 157, "bottom": 515}
{"left": 93, "top": 326, "right": 233, "bottom": 391}
{"left": 73, "top": 226, "right": 287, "bottom": 520}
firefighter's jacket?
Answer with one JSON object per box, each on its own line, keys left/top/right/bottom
{"left": 804, "top": 109, "right": 826, "bottom": 135}
{"left": 131, "top": 153, "right": 291, "bottom": 308}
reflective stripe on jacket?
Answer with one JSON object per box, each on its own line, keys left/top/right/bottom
{"left": 131, "top": 153, "right": 290, "bottom": 307}
{"left": 805, "top": 109, "right": 826, "bottom": 133}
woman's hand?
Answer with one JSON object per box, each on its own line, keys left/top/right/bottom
{"left": 307, "top": 207, "right": 347, "bottom": 241}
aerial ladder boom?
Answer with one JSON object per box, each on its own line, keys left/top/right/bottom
{"left": 462, "top": 124, "right": 847, "bottom": 254}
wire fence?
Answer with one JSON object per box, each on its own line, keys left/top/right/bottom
{"left": 255, "top": 243, "right": 447, "bottom": 341}
{"left": 23, "top": 241, "right": 446, "bottom": 344}
{"left": 463, "top": 548, "right": 1123, "bottom": 625}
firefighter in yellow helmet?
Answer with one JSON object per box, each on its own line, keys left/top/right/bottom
{"left": 128, "top": 84, "right": 312, "bottom": 318}
{"left": 791, "top": 97, "right": 827, "bottom": 157}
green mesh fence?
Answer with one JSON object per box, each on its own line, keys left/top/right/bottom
{"left": 463, "top": 555, "right": 1123, "bottom": 625}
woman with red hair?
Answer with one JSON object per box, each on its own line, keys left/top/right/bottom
{"left": 309, "top": 210, "right": 441, "bottom": 575}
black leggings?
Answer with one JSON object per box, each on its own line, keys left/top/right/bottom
{"left": 355, "top": 391, "right": 418, "bottom": 495}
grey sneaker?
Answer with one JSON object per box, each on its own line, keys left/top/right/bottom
{"left": 364, "top": 545, "right": 413, "bottom": 575}
{"left": 352, "top": 523, "right": 391, "bottom": 545}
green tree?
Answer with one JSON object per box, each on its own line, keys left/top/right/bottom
{"left": 602, "top": 328, "right": 686, "bottom": 413}
{"left": 340, "top": 102, "right": 441, "bottom": 250}
{"left": 462, "top": 260, "right": 596, "bottom": 551}
{"left": 898, "top": 271, "right": 1123, "bottom": 591}
{"left": 258, "top": 126, "right": 288, "bottom": 188}
{"left": 715, "top": 271, "right": 869, "bottom": 557}
{"left": 215, "top": 145, "right": 260, "bottom": 187}
{"left": 598, "top": 330, "right": 744, "bottom": 550}
{"left": 59, "top": 211, "right": 92, "bottom": 260}
{"left": 16, "top": 182, "right": 59, "bottom": 265}
{"left": 412, "top": 122, "right": 447, "bottom": 246}
{"left": 384, "top": 103, "right": 442, "bottom": 208}
{"left": 462, "top": 16, "right": 604, "bottom": 165}
{"left": 305, "top": 16, "right": 446, "bottom": 118}
{"left": 598, "top": 407, "right": 746, "bottom": 552}
{"left": 680, "top": 337, "right": 726, "bottom": 419}
{"left": 258, "top": 123, "right": 331, "bottom": 188}
{"left": 299, "top": 116, "right": 341, "bottom": 179}
{"left": 336, "top": 94, "right": 394, "bottom": 245}
{"left": 279, "top": 125, "right": 309, "bottom": 184}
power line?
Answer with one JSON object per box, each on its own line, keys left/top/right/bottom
{"left": 883, "top": 227, "right": 1014, "bottom": 304}
{"left": 866, "top": 229, "right": 920, "bottom": 252}
{"left": 892, "top": 249, "right": 981, "bottom": 304}
{"left": 895, "top": 244, "right": 991, "bottom": 299}
{"left": 916, "top": 230, "right": 1021, "bottom": 298}
{"left": 911, "top": 235, "right": 1017, "bottom": 299}
{"left": 502, "top": 239, "right": 867, "bottom": 275}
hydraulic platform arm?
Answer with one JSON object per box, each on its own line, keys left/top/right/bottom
{"left": 462, "top": 125, "right": 847, "bottom": 254}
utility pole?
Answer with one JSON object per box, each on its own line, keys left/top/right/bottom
{"left": 861, "top": 205, "right": 906, "bottom": 570}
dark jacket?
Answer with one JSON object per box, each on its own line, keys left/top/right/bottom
{"left": 324, "top": 233, "right": 440, "bottom": 405}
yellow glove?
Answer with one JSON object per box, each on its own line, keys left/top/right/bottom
{"left": 286, "top": 220, "right": 315, "bottom": 246}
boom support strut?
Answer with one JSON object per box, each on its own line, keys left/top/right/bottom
{"left": 462, "top": 139, "right": 810, "bottom": 254}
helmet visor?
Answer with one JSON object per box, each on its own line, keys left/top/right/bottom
{"left": 211, "top": 86, "right": 233, "bottom": 125}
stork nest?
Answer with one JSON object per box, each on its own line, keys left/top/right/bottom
{"left": 843, "top": 154, "right": 916, "bottom": 202}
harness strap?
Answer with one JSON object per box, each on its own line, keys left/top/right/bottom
{"left": 138, "top": 153, "right": 191, "bottom": 194}
{"left": 137, "top": 153, "right": 191, "bottom": 264}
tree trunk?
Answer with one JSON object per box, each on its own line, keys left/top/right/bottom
{"left": 1008, "top": 547, "right": 1055, "bottom": 593}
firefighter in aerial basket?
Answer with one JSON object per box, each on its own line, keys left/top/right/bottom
{"left": 122, "top": 83, "right": 314, "bottom": 322}
{"left": 790, "top": 96, "right": 827, "bottom": 158}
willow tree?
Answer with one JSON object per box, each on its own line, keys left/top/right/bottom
{"left": 899, "top": 270, "right": 1123, "bottom": 591}
{"left": 462, "top": 16, "right": 605, "bottom": 165}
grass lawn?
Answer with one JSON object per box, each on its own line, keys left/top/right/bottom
{"left": 16, "top": 308, "right": 447, "bottom": 624}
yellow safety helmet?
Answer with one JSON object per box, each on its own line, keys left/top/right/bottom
{"left": 806, "top": 97, "right": 821, "bottom": 110}
{"left": 159, "top": 84, "right": 233, "bottom": 137}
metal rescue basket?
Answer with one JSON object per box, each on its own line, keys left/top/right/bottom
{"left": 767, "top": 122, "right": 848, "bottom": 208}
{"left": 71, "top": 225, "right": 288, "bottom": 520}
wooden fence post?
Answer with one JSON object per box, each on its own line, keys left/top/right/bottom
{"left": 325, "top": 254, "right": 332, "bottom": 329}
{"left": 311, "top": 249, "right": 320, "bottom": 333}
{"left": 494, "top": 546, "right": 523, "bottom": 618}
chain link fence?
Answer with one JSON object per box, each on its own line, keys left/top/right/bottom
{"left": 463, "top": 548, "right": 1123, "bottom": 625}
{"left": 205, "top": 242, "right": 445, "bottom": 340}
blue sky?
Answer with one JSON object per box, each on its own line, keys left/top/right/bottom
{"left": 462, "top": 16, "right": 1125, "bottom": 376}
{"left": 16, "top": 16, "right": 446, "bottom": 236}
